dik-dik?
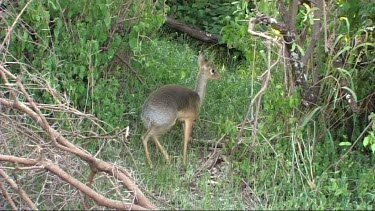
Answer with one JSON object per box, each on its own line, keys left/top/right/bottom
{"left": 141, "top": 54, "right": 220, "bottom": 167}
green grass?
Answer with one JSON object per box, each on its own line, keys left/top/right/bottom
{"left": 3, "top": 1, "right": 373, "bottom": 209}
{"left": 96, "top": 34, "right": 374, "bottom": 210}
{"left": 99, "top": 36, "right": 254, "bottom": 209}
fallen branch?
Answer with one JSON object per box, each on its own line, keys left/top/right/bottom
{"left": 0, "top": 63, "right": 157, "bottom": 210}
{"left": 0, "top": 155, "right": 146, "bottom": 210}
{"left": 0, "top": 180, "right": 18, "bottom": 210}
{"left": 166, "top": 16, "right": 219, "bottom": 43}
{"left": 115, "top": 53, "right": 145, "bottom": 84}
{"left": 0, "top": 168, "right": 38, "bottom": 210}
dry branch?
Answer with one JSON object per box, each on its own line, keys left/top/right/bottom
{"left": 252, "top": 0, "right": 325, "bottom": 108}
{"left": 115, "top": 53, "right": 145, "bottom": 84}
{"left": 0, "top": 168, "right": 38, "bottom": 210}
{"left": 236, "top": 19, "right": 282, "bottom": 141}
{"left": 0, "top": 1, "right": 158, "bottom": 209}
{"left": 0, "top": 180, "right": 18, "bottom": 210}
{"left": 166, "top": 16, "right": 220, "bottom": 43}
{"left": 0, "top": 0, "right": 34, "bottom": 52}
{"left": 0, "top": 155, "right": 146, "bottom": 210}
{"left": 0, "top": 62, "right": 157, "bottom": 210}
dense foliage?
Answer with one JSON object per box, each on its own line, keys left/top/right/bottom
{"left": 1, "top": 0, "right": 374, "bottom": 209}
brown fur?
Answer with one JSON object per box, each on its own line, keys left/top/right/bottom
{"left": 141, "top": 54, "right": 220, "bottom": 168}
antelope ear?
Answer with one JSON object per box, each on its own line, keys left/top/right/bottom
{"left": 198, "top": 53, "right": 205, "bottom": 67}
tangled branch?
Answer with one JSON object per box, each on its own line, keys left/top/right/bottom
{"left": 0, "top": 63, "right": 156, "bottom": 210}
{"left": 236, "top": 18, "right": 282, "bottom": 141}
{"left": 0, "top": 168, "right": 38, "bottom": 210}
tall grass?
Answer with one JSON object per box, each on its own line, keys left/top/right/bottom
{"left": 109, "top": 33, "right": 375, "bottom": 209}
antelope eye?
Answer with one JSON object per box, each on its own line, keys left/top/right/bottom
{"left": 211, "top": 68, "right": 217, "bottom": 74}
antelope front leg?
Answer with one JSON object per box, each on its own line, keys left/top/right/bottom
{"left": 152, "top": 136, "right": 171, "bottom": 164}
{"left": 183, "top": 119, "right": 194, "bottom": 166}
{"left": 142, "top": 129, "right": 153, "bottom": 168}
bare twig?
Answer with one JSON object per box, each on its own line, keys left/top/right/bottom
{"left": 0, "top": 168, "right": 38, "bottom": 210}
{"left": 0, "top": 166, "right": 45, "bottom": 171}
{"left": 0, "top": 180, "right": 18, "bottom": 210}
{"left": 249, "top": 10, "right": 322, "bottom": 107}
{"left": 0, "top": 0, "right": 34, "bottom": 52}
{"left": 115, "top": 53, "right": 145, "bottom": 84}
{"left": 236, "top": 19, "right": 282, "bottom": 140}
{"left": 0, "top": 155, "right": 147, "bottom": 210}
{"left": 0, "top": 64, "right": 157, "bottom": 209}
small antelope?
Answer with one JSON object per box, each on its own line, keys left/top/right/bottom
{"left": 141, "top": 54, "right": 220, "bottom": 167}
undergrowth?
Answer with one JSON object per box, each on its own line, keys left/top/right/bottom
{"left": 1, "top": 0, "right": 374, "bottom": 209}
{"left": 113, "top": 34, "right": 374, "bottom": 209}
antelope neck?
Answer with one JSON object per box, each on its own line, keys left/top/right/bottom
{"left": 195, "top": 73, "right": 208, "bottom": 107}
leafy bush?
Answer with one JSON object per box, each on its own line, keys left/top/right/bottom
{"left": 2, "top": 0, "right": 165, "bottom": 131}
{"left": 167, "top": 0, "right": 251, "bottom": 35}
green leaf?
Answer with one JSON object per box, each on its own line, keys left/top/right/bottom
{"left": 341, "top": 86, "right": 357, "bottom": 102}
{"left": 339, "top": 16, "right": 350, "bottom": 34}
{"left": 363, "top": 136, "right": 370, "bottom": 147}
{"left": 336, "top": 68, "right": 351, "bottom": 78}
{"left": 48, "top": 1, "right": 57, "bottom": 10}
{"left": 333, "top": 46, "right": 351, "bottom": 61}
{"left": 129, "top": 36, "right": 138, "bottom": 51}
{"left": 339, "top": 142, "right": 352, "bottom": 146}
{"left": 298, "top": 107, "right": 321, "bottom": 129}
{"left": 104, "top": 12, "right": 111, "bottom": 29}
{"left": 368, "top": 112, "right": 375, "bottom": 121}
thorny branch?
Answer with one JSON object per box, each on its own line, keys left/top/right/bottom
{"left": 236, "top": 18, "right": 282, "bottom": 141}
{"left": 0, "top": 155, "right": 147, "bottom": 210}
{"left": 0, "top": 61, "right": 157, "bottom": 210}
{"left": 0, "top": 0, "right": 34, "bottom": 52}
{"left": 252, "top": 0, "right": 325, "bottom": 107}
{"left": 0, "top": 168, "right": 38, "bottom": 210}
{"left": 0, "top": 179, "right": 19, "bottom": 210}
